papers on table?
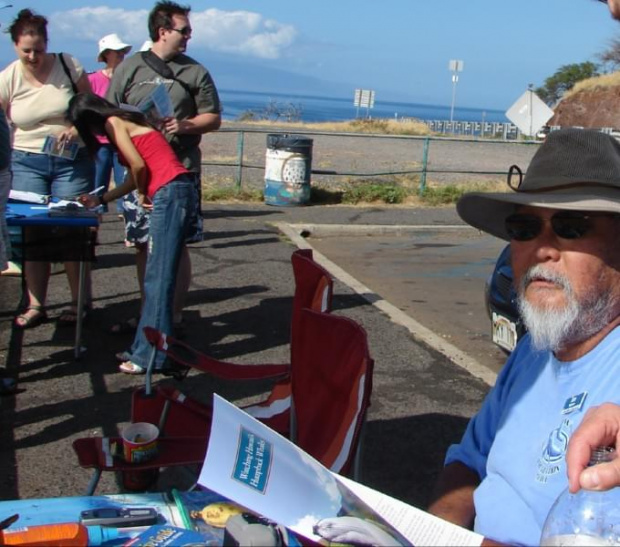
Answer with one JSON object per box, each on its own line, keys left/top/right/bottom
{"left": 9, "top": 190, "right": 50, "bottom": 204}
{"left": 198, "top": 394, "right": 484, "bottom": 547}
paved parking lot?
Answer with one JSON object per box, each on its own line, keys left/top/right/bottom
{"left": 0, "top": 203, "right": 494, "bottom": 510}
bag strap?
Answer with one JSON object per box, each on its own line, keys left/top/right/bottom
{"left": 58, "top": 53, "right": 78, "bottom": 95}
{"left": 140, "top": 51, "right": 196, "bottom": 113}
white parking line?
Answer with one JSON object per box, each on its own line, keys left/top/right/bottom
{"left": 274, "top": 221, "right": 498, "bottom": 387}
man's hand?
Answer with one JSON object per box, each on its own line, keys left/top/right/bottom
{"left": 567, "top": 403, "right": 620, "bottom": 493}
{"left": 161, "top": 116, "right": 182, "bottom": 135}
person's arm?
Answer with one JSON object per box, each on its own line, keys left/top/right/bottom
{"left": 427, "top": 461, "right": 480, "bottom": 529}
{"left": 161, "top": 67, "right": 222, "bottom": 136}
{"left": 76, "top": 71, "right": 92, "bottom": 94}
{"left": 566, "top": 403, "right": 620, "bottom": 492}
{"left": 161, "top": 111, "right": 221, "bottom": 136}
{"left": 104, "top": 118, "right": 148, "bottom": 199}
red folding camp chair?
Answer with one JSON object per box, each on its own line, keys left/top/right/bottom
{"left": 134, "top": 248, "right": 334, "bottom": 436}
{"left": 73, "top": 308, "right": 373, "bottom": 494}
{"left": 73, "top": 249, "right": 335, "bottom": 493}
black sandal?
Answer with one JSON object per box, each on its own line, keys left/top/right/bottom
{"left": 14, "top": 306, "right": 47, "bottom": 330}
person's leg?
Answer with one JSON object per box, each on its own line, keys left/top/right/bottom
{"left": 108, "top": 191, "right": 150, "bottom": 335}
{"left": 94, "top": 145, "right": 113, "bottom": 213}
{"left": 52, "top": 149, "right": 96, "bottom": 322}
{"left": 173, "top": 175, "right": 202, "bottom": 325}
{"left": 14, "top": 261, "right": 50, "bottom": 327}
{"left": 135, "top": 244, "right": 148, "bottom": 307}
{"left": 173, "top": 247, "right": 190, "bottom": 324}
{"left": 11, "top": 150, "right": 53, "bottom": 327}
{"left": 122, "top": 180, "right": 193, "bottom": 372}
{"left": 112, "top": 152, "right": 126, "bottom": 215}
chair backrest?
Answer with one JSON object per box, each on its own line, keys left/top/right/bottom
{"left": 290, "top": 248, "right": 334, "bottom": 348}
{"left": 290, "top": 308, "right": 374, "bottom": 479}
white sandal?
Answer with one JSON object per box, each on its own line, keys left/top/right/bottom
{"left": 118, "top": 361, "right": 145, "bottom": 375}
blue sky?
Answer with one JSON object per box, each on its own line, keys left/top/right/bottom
{"left": 0, "top": 0, "right": 618, "bottom": 112}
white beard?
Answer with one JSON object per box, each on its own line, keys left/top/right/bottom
{"left": 517, "top": 264, "right": 617, "bottom": 353}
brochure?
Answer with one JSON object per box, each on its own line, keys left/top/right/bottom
{"left": 198, "top": 394, "right": 484, "bottom": 547}
{"left": 121, "top": 84, "right": 173, "bottom": 122}
{"left": 42, "top": 135, "right": 79, "bottom": 160}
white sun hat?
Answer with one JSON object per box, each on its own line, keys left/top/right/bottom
{"left": 97, "top": 33, "right": 132, "bottom": 62}
{"left": 139, "top": 39, "right": 153, "bottom": 52}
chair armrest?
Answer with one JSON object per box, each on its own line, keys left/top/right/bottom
{"left": 73, "top": 436, "right": 208, "bottom": 472}
{"left": 143, "top": 327, "right": 290, "bottom": 381}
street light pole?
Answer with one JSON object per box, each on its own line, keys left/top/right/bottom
{"left": 448, "top": 60, "right": 464, "bottom": 125}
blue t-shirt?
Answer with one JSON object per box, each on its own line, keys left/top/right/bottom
{"left": 446, "top": 327, "right": 620, "bottom": 546}
{"left": 0, "top": 109, "right": 9, "bottom": 171}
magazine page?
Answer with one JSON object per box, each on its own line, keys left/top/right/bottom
{"left": 41, "top": 135, "right": 79, "bottom": 160}
{"left": 137, "top": 83, "right": 173, "bottom": 123}
{"left": 337, "top": 476, "right": 483, "bottom": 547}
{"left": 198, "top": 395, "right": 413, "bottom": 546}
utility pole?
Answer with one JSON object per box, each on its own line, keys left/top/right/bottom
{"left": 449, "top": 60, "right": 464, "bottom": 124}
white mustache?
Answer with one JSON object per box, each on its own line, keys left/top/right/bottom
{"left": 521, "top": 264, "right": 570, "bottom": 292}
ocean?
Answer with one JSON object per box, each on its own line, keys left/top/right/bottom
{"left": 218, "top": 89, "right": 509, "bottom": 125}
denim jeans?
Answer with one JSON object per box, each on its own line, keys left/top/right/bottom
{"left": 11, "top": 148, "right": 94, "bottom": 198}
{"left": 95, "top": 144, "right": 125, "bottom": 213}
{"left": 128, "top": 175, "right": 198, "bottom": 369}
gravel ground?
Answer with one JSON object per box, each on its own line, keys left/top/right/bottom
{"left": 200, "top": 122, "right": 540, "bottom": 192}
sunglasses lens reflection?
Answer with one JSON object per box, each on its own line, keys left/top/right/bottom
{"left": 505, "top": 214, "right": 593, "bottom": 241}
{"left": 505, "top": 215, "right": 542, "bottom": 241}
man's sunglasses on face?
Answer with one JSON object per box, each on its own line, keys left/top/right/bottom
{"left": 505, "top": 212, "right": 619, "bottom": 241}
{"left": 169, "top": 26, "right": 192, "bottom": 37}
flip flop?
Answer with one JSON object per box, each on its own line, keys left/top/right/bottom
{"left": 14, "top": 306, "right": 47, "bottom": 330}
{"left": 118, "top": 361, "right": 145, "bottom": 375}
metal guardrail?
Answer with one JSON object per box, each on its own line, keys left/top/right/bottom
{"left": 200, "top": 127, "right": 540, "bottom": 194}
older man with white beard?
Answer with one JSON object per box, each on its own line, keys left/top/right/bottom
{"left": 427, "top": 128, "right": 620, "bottom": 546}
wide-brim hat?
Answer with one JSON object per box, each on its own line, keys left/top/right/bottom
{"left": 97, "top": 33, "right": 132, "bottom": 62}
{"left": 457, "top": 128, "right": 620, "bottom": 240}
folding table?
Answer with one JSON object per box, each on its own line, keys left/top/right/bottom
{"left": 6, "top": 202, "right": 98, "bottom": 359}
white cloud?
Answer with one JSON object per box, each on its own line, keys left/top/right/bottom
{"left": 48, "top": 6, "right": 297, "bottom": 60}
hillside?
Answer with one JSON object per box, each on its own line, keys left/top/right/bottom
{"left": 549, "top": 72, "right": 620, "bottom": 129}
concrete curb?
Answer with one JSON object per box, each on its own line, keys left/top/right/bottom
{"left": 281, "top": 223, "right": 476, "bottom": 237}
{"left": 274, "top": 221, "right": 498, "bottom": 387}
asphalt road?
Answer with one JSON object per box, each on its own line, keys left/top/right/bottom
{"left": 0, "top": 203, "right": 495, "bottom": 512}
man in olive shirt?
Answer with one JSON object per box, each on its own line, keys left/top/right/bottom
{"left": 106, "top": 0, "right": 221, "bottom": 364}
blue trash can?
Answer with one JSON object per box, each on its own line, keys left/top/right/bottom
{"left": 264, "top": 134, "right": 313, "bottom": 206}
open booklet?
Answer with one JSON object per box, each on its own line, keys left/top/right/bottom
{"left": 198, "top": 395, "right": 484, "bottom": 547}
{"left": 120, "top": 83, "right": 173, "bottom": 124}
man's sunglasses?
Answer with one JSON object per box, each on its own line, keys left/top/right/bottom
{"left": 170, "top": 26, "right": 192, "bottom": 36}
{"left": 505, "top": 212, "right": 619, "bottom": 241}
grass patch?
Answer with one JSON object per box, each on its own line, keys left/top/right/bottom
{"left": 202, "top": 186, "right": 264, "bottom": 202}
{"left": 418, "top": 185, "right": 468, "bottom": 205}
{"left": 224, "top": 117, "right": 431, "bottom": 136}
{"left": 201, "top": 178, "right": 504, "bottom": 207}
{"left": 341, "top": 183, "right": 410, "bottom": 204}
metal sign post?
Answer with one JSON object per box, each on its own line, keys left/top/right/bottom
{"left": 353, "top": 88, "right": 375, "bottom": 119}
{"left": 505, "top": 88, "right": 554, "bottom": 138}
{"left": 448, "top": 60, "right": 464, "bottom": 124}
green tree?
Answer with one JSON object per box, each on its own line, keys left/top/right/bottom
{"left": 535, "top": 62, "right": 600, "bottom": 106}
{"left": 597, "top": 36, "right": 620, "bottom": 71}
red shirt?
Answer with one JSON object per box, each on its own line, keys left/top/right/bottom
{"left": 118, "top": 131, "right": 190, "bottom": 198}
